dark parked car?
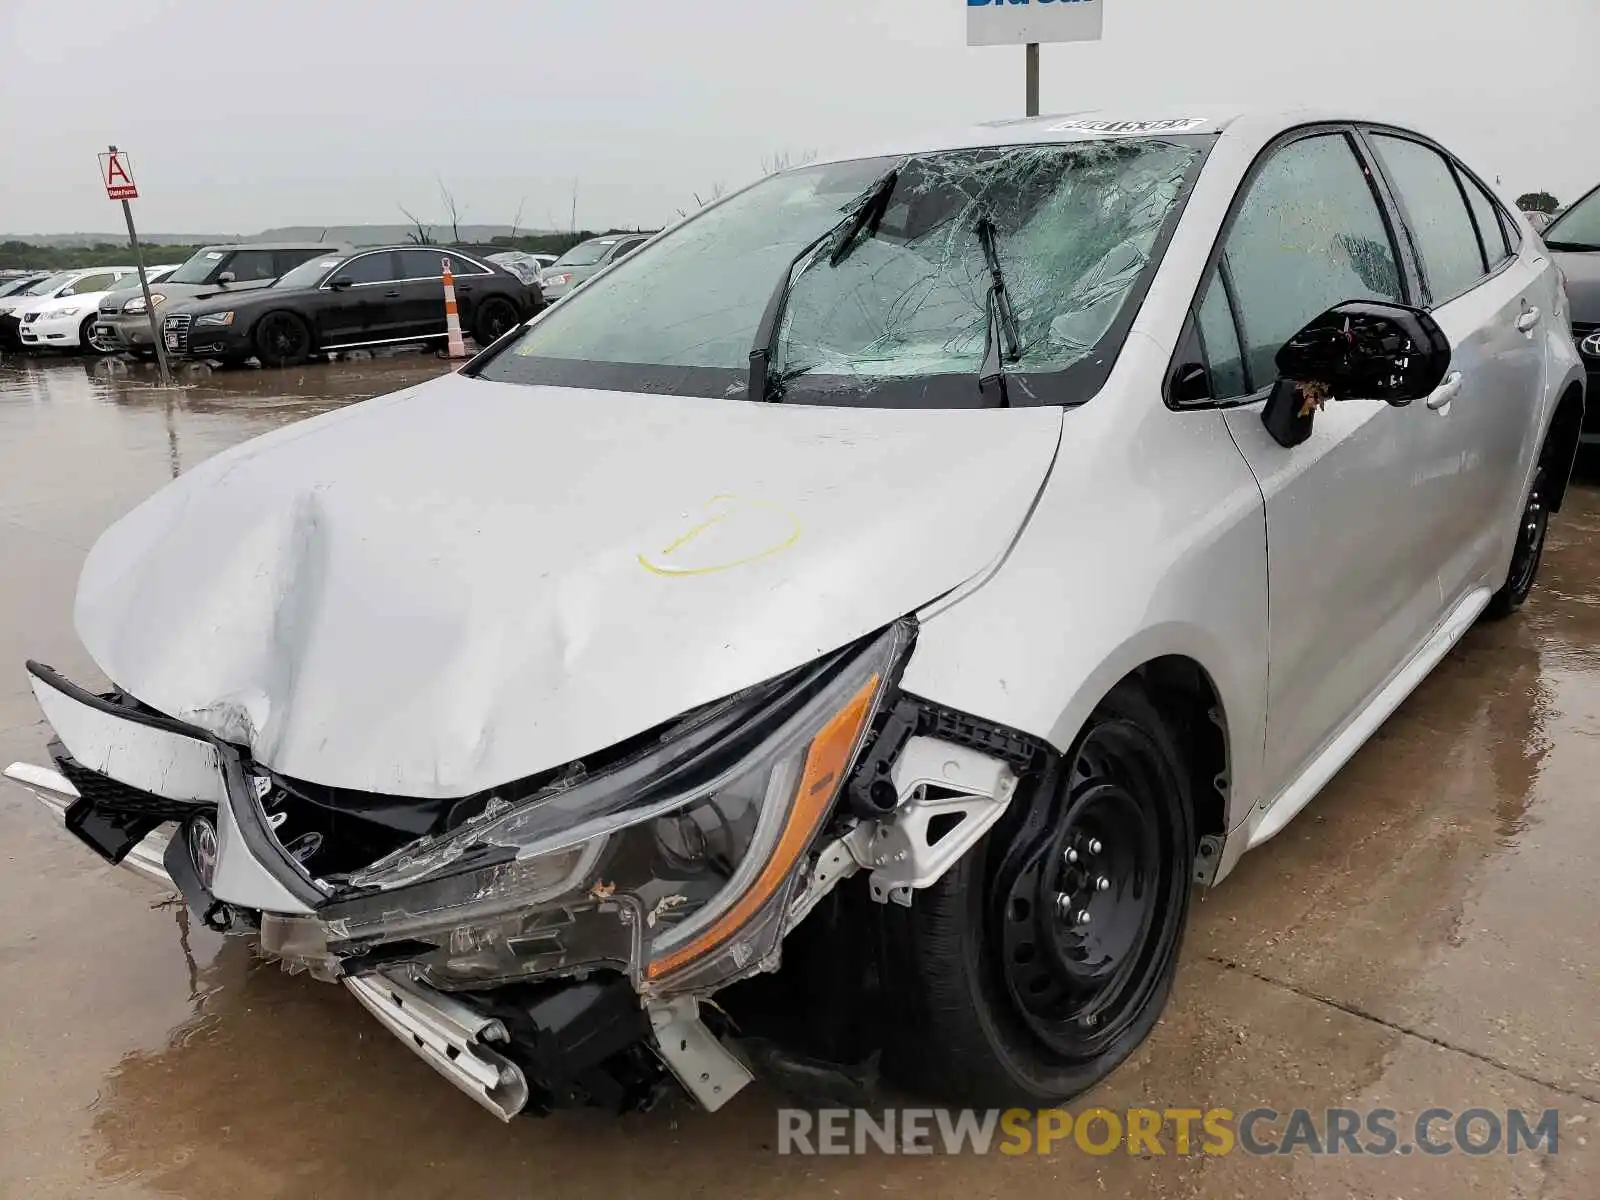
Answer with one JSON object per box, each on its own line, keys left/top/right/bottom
{"left": 97, "top": 241, "right": 351, "bottom": 359}
{"left": 539, "top": 234, "right": 651, "bottom": 301}
{"left": 1543, "top": 186, "right": 1600, "bottom": 443}
{"left": 161, "top": 247, "right": 540, "bottom": 366}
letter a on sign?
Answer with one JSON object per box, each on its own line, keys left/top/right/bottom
{"left": 99, "top": 150, "right": 138, "bottom": 200}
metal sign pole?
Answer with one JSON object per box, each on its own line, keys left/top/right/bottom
{"left": 1025, "top": 42, "right": 1040, "bottom": 117}
{"left": 109, "top": 144, "right": 173, "bottom": 386}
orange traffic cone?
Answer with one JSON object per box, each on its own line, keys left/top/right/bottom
{"left": 442, "top": 257, "right": 469, "bottom": 359}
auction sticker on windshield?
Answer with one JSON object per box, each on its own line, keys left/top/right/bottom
{"left": 1048, "top": 118, "right": 1208, "bottom": 135}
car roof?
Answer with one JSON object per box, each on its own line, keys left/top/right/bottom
{"left": 813, "top": 105, "right": 1400, "bottom": 164}
{"left": 193, "top": 242, "right": 356, "bottom": 253}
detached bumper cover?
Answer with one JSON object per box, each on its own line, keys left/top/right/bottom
{"left": 23, "top": 661, "right": 320, "bottom": 914}
{"left": 7, "top": 647, "right": 907, "bottom": 1115}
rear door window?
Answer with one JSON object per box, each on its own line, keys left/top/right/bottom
{"left": 1458, "top": 172, "right": 1512, "bottom": 267}
{"left": 1219, "top": 132, "right": 1404, "bottom": 388}
{"left": 1368, "top": 134, "right": 1487, "bottom": 303}
{"left": 394, "top": 250, "right": 446, "bottom": 280}
{"left": 274, "top": 248, "right": 331, "bottom": 277}
{"left": 223, "top": 249, "right": 278, "bottom": 282}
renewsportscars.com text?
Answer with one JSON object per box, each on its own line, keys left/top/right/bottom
{"left": 777, "top": 1106, "right": 1562, "bottom": 1157}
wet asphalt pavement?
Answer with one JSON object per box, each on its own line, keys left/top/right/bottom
{"left": 1, "top": 352, "right": 1597, "bottom": 1198}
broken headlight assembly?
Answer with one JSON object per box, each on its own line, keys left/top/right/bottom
{"left": 283, "top": 622, "right": 910, "bottom": 997}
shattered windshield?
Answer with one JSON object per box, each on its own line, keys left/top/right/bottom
{"left": 479, "top": 138, "right": 1206, "bottom": 406}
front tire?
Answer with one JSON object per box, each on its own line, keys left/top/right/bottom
{"left": 880, "top": 680, "right": 1194, "bottom": 1106}
{"left": 1484, "top": 461, "right": 1551, "bottom": 620}
{"left": 80, "top": 316, "right": 116, "bottom": 356}
{"left": 472, "top": 296, "right": 520, "bottom": 346}
{"left": 254, "top": 312, "right": 313, "bottom": 368}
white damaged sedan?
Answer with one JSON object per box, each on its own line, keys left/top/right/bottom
{"left": 6, "top": 108, "right": 1586, "bottom": 1120}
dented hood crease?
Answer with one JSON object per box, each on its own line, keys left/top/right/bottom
{"left": 74, "top": 375, "right": 1062, "bottom": 798}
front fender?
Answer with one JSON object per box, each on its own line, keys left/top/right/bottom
{"left": 899, "top": 371, "right": 1268, "bottom": 832}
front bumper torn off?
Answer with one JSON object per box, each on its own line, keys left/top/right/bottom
{"left": 3, "top": 628, "right": 1024, "bottom": 1119}
{"left": 1, "top": 758, "right": 535, "bottom": 1119}
{"left": 3, "top": 638, "right": 903, "bottom": 1115}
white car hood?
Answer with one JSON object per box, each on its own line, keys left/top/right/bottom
{"left": 74, "top": 374, "right": 1062, "bottom": 798}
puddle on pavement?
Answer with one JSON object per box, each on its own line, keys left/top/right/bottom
{"left": 1, "top": 352, "right": 1597, "bottom": 1199}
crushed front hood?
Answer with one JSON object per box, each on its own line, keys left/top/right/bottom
{"left": 75, "top": 375, "right": 1061, "bottom": 797}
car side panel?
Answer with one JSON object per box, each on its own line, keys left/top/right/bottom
{"left": 898, "top": 333, "right": 1270, "bottom": 833}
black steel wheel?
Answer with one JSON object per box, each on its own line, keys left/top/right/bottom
{"left": 254, "top": 312, "right": 312, "bottom": 368}
{"left": 1486, "top": 462, "right": 1551, "bottom": 619}
{"left": 472, "top": 296, "right": 520, "bottom": 346}
{"left": 881, "top": 680, "right": 1194, "bottom": 1105}
{"left": 80, "top": 316, "right": 116, "bottom": 356}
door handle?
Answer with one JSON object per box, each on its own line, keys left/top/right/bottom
{"left": 1426, "top": 371, "right": 1463, "bottom": 411}
{"left": 1515, "top": 306, "right": 1541, "bottom": 333}
{"left": 384, "top": 290, "right": 401, "bottom": 298}
{"left": 457, "top": 285, "right": 474, "bottom": 294}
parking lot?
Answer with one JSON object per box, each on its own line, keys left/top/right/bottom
{"left": 1, "top": 352, "right": 1597, "bottom": 1199}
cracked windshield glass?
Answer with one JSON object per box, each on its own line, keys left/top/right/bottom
{"left": 482, "top": 138, "right": 1199, "bottom": 404}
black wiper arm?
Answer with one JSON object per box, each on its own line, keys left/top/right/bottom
{"left": 974, "top": 213, "right": 1022, "bottom": 407}
{"left": 748, "top": 165, "right": 903, "bottom": 404}
{"left": 828, "top": 168, "right": 899, "bottom": 268}
{"left": 975, "top": 214, "right": 1022, "bottom": 361}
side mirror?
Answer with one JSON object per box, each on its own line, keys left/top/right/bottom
{"left": 216, "top": 271, "right": 236, "bottom": 286}
{"left": 329, "top": 276, "right": 354, "bottom": 291}
{"left": 1262, "top": 300, "right": 1451, "bottom": 448}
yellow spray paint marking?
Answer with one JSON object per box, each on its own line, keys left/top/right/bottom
{"left": 638, "top": 493, "right": 802, "bottom": 577}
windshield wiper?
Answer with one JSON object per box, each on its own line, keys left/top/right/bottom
{"left": 828, "top": 168, "right": 899, "bottom": 268}
{"left": 747, "top": 165, "right": 903, "bottom": 404}
{"left": 974, "top": 213, "right": 1022, "bottom": 407}
{"left": 1544, "top": 239, "right": 1600, "bottom": 252}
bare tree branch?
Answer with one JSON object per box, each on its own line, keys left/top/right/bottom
{"left": 436, "top": 175, "right": 462, "bottom": 243}
{"left": 398, "top": 203, "right": 432, "bottom": 245}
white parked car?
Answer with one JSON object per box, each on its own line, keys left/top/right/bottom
{"left": 6, "top": 107, "right": 1585, "bottom": 1122}
{"left": 17, "top": 265, "right": 177, "bottom": 354}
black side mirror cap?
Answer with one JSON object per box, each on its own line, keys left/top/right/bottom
{"left": 329, "top": 277, "right": 354, "bottom": 291}
{"left": 1262, "top": 300, "right": 1451, "bottom": 448}
{"left": 1275, "top": 300, "right": 1451, "bottom": 407}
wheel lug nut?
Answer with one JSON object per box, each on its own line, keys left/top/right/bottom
{"left": 1063, "top": 847, "right": 1078, "bottom": 865}
{"left": 1096, "top": 875, "right": 1110, "bottom": 891}
{"left": 1054, "top": 893, "right": 1075, "bottom": 919}
{"left": 1086, "top": 838, "right": 1103, "bottom": 855}
{"left": 1075, "top": 909, "right": 1092, "bottom": 925}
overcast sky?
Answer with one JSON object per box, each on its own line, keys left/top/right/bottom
{"left": 2, "top": 0, "right": 1595, "bottom": 236}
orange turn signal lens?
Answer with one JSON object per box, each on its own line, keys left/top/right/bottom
{"left": 645, "top": 671, "right": 880, "bottom": 981}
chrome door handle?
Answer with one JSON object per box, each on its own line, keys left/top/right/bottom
{"left": 1515, "top": 306, "right": 1541, "bottom": 333}
{"left": 1426, "top": 371, "right": 1463, "bottom": 411}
